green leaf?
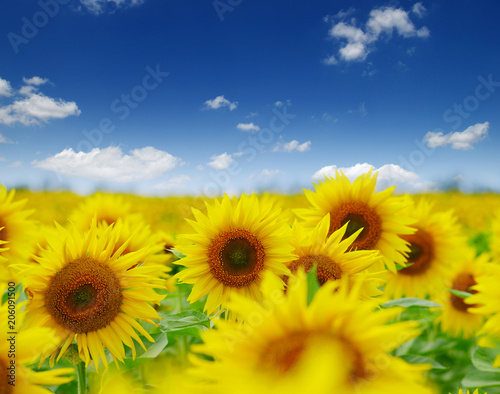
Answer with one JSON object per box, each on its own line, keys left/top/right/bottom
{"left": 471, "top": 346, "right": 500, "bottom": 373}
{"left": 159, "top": 310, "right": 211, "bottom": 336}
{"left": 306, "top": 266, "right": 320, "bottom": 306}
{"left": 381, "top": 298, "right": 442, "bottom": 308}
{"left": 401, "top": 354, "right": 447, "bottom": 370}
{"left": 448, "top": 289, "right": 473, "bottom": 299}
{"left": 462, "top": 370, "right": 500, "bottom": 388}
{"left": 140, "top": 333, "right": 169, "bottom": 358}
{"left": 169, "top": 249, "right": 186, "bottom": 259}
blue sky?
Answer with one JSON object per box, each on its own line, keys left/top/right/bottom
{"left": 1, "top": 0, "right": 499, "bottom": 196}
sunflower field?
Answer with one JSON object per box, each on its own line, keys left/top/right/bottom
{"left": 2, "top": 170, "right": 500, "bottom": 394}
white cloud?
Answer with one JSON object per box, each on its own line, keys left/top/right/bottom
{"left": 203, "top": 95, "right": 238, "bottom": 111}
{"left": 237, "top": 122, "right": 260, "bottom": 132}
{"left": 326, "top": 5, "right": 429, "bottom": 63}
{"left": 0, "top": 78, "right": 13, "bottom": 97}
{"left": 274, "top": 139, "right": 311, "bottom": 153}
{"left": 9, "top": 161, "right": 22, "bottom": 168}
{"left": 23, "top": 76, "right": 49, "bottom": 86}
{"left": 207, "top": 152, "right": 233, "bottom": 170}
{"left": 412, "top": 2, "right": 427, "bottom": 18}
{"left": 323, "top": 55, "right": 338, "bottom": 65}
{"left": 260, "top": 169, "right": 280, "bottom": 178}
{"left": 196, "top": 164, "right": 204, "bottom": 171}
{"left": 154, "top": 175, "right": 191, "bottom": 190}
{"left": 348, "top": 102, "right": 367, "bottom": 117}
{"left": 0, "top": 156, "right": 6, "bottom": 162}
{"left": 274, "top": 99, "right": 291, "bottom": 108}
{"left": 0, "top": 133, "right": 14, "bottom": 144}
{"left": 32, "top": 146, "right": 181, "bottom": 182}
{"left": 80, "top": 0, "right": 145, "bottom": 14}
{"left": 246, "top": 112, "right": 258, "bottom": 118}
{"left": 423, "top": 122, "right": 489, "bottom": 150}
{"left": 0, "top": 77, "right": 80, "bottom": 126}
{"left": 312, "top": 163, "right": 435, "bottom": 192}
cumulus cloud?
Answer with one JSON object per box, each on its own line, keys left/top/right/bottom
{"left": 32, "top": 146, "right": 181, "bottom": 182}
{"left": 323, "top": 55, "right": 338, "bottom": 65}
{"left": 0, "top": 76, "right": 80, "bottom": 126}
{"left": 412, "top": 2, "right": 427, "bottom": 18}
{"left": 0, "top": 133, "right": 14, "bottom": 144}
{"left": 0, "top": 78, "right": 13, "bottom": 97}
{"left": 273, "top": 139, "right": 311, "bottom": 153}
{"left": 8, "top": 161, "right": 22, "bottom": 168}
{"left": 207, "top": 152, "right": 233, "bottom": 170}
{"left": 325, "top": 4, "right": 429, "bottom": 63}
{"left": 154, "top": 175, "right": 191, "bottom": 190}
{"left": 260, "top": 169, "right": 280, "bottom": 179}
{"left": 274, "top": 100, "right": 291, "bottom": 108}
{"left": 312, "top": 163, "right": 436, "bottom": 192}
{"left": 23, "top": 76, "right": 49, "bottom": 86}
{"left": 423, "top": 122, "right": 489, "bottom": 150}
{"left": 80, "top": 0, "right": 145, "bottom": 14}
{"left": 237, "top": 122, "right": 260, "bottom": 132}
{"left": 203, "top": 95, "right": 238, "bottom": 111}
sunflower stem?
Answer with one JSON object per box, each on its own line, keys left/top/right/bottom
{"left": 77, "top": 362, "right": 87, "bottom": 394}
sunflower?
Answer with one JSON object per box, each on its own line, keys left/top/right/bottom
{"left": 466, "top": 261, "right": 500, "bottom": 367}
{"left": 18, "top": 219, "right": 165, "bottom": 371}
{"left": 285, "top": 214, "right": 385, "bottom": 298}
{"left": 174, "top": 194, "right": 295, "bottom": 315}
{"left": 190, "top": 270, "right": 434, "bottom": 394}
{"left": 69, "top": 192, "right": 142, "bottom": 231}
{"left": 490, "top": 208, "right": 500, "bottom": 261}
{"left": 294, "top": 169, "right": 415, "bottom": 272}
{"left": 0, "top": 283, "right": 74, "bottom": 393}
{"left": 384, "top": 199, "right": 466, "bottom": 299}
{"left": 432, "top": 249, "right": 489, "bottom": 338}
{"left": 96, "top": 218, "right": 172, "bottom": 273}
{"left": 0, "top": 185, "right": 36, "bottom": 280}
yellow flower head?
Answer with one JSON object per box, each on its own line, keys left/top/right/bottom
{"left": 384, "top": 198, "right": 466, "bottom": 299}
{"left": 433, "top": 249, "right": 489, "bottom": 338}
{"left": 285, "top": 214, "right": 385, "bottom": 298}
{"left": 0, "top": 185, "right": 36, "bottom": 280}
{"left": 294, "top": 169, "right": 415, "bottom": 272}
{"left": 0, "top": 282, "right": 73, "bottom": 393}
{"left": 18, "top": 219, "right": 165, "bottom": 371}
{"left": 190, "top": 270, "right": 434, "bottom": 394}
{"left": 175, "top": 194, "right": 295, "bottom": 315}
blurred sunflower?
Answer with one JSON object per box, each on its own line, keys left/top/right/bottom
{"left": 69, "top": 192, "right": 141, "bottom": 231}
{"left": 432, "top": 250, "right": 489, "bottom": 338}
{"left": 0, "top": 185, "right": 36, "bottom": 280}
{"left": 98, "top": 218, "right": 172, "bottom": 273}
{"left": 190, "top": 270, "right": 434, "bottom": 394}
{"left": 0, "top": 283, "right": 74, "bottom": 393}
{"left": 175, "top": 194, "right": 295, "bottom": 315}
{"left": 467, "top": 262, "right": 500, "bottom": 367}
{"left": 490, "top": 208, "right": 500, "bottom": 262}
{"left": 384, "top": 199, "right": 465, "bottom": 299}
{"left": 294, "top": 169, "right": 415, "bottom": 272}
{"left": 285, "top": 214, "right": 384, "bottom": 298}
{"left": 18, "top": 219, "right": 165, "bottom": 370}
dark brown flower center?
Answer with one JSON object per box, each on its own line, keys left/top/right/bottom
{"left": 0, "top": 219, "right": 7, "bottom": 243}
{"left": 329, "top": 201, "right": 382, "bottom": 250}
{"left": 208, "top": 228, "right": 265, "bottom": 287}
{"left": 398, "top": 229, "right": 434, "bottom": 276}
{"left": 450, "top": 272, "right": 477, "bottom": 312}
{"left": 260, "top": 332, "right": 307, "bottom": 374}
{"left": 45, "top": 258, "right": 123, "bottom": 333}
{"left": 286, "top": 255, "right": 342, "bottom": 285}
